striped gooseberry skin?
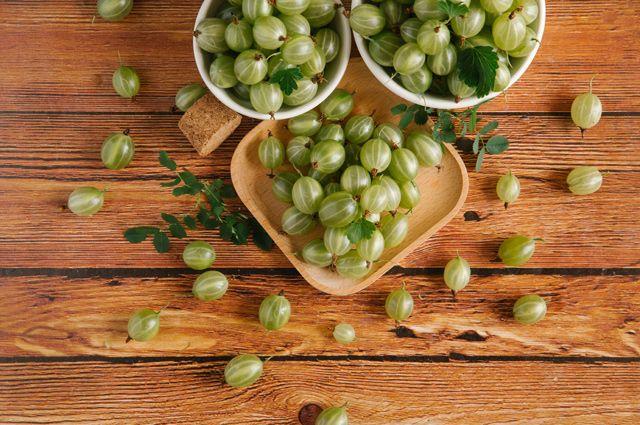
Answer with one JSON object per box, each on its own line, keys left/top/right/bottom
{"left": 498, "top": 235, "right": 537, "bottom": 267}
{"left": 316, "top": 123, "right": 345, "bottom": 143}
{"left": 229, "top": 0, "right": 243, "bottom": 7}
{"left": 481, "top": 0, "right": 513, "bottom": 14}
{"left": 310, "top": 140, "right": 346, "bottom": 174}
{"left": 301, "top": 238, "right": 333, "bottom": 267}
{"left": 316, "top": 405, "right": 349, "bottom": 425}
{"left": 234, "top": 50, "right": 268, "bottom": 85}
{"left": 217, "top": 3, "right": 243, "bottom": 22}
{"left": 571, "top": 91, "right": 602, "bottom": 131}
{"left": 427, "top": 43, "right": 457, "bottom": 76}
{"left": 175, "top": 83, "right": 207, "bottom": 112}
{"left": 308, "top": 168, "right": 334, "bottom": 185}
{"left": 496, "top": 170, "right": 520, "bottom": 206}
{"left": 393, "top": 42, "right": 425, "bottom": 76}
{"left": 272, "top": 172, "right": 299, "bottom": 202}
{"left": 292, "top": 176, "right": 325, "bottom": 214}
{"left": 192, "top": 270, "right": 229, "bottom": 301}
{"left": 300, "top": 47, "right": 326, "bottom": 78}
{"left": 343, "top": 142, "right": 362, "bottom": 167}
{"left": 493, "top": 62, "right": 511, "bottom": 91}
{"left": 405, "top": 130, "right": 442, "bottom": 167}
{"left": 365, "top": 212, "right": 381, "bottom": 224}
{"left": 225, "top": 18, "right": 254, "bottom": 52}
{"left": 259, "top": 292, "right": 291, "bottom": 330}
{"left": 194, "top": 18, "right": 229, "bottom": 53}
{"left": 280, "top": 13, "right": 311, "bottom": 35}
{"left": 413, "top": 0, "right": 447, "bottom": 21}
{"left": 350, "top": 4, "right": 386, "bottom": 36}
{"left": 372, "top": 175, "right": 401, "bottom": 212}
{"left": 318, "top": 191, "right": 359, "bottom": 228}
{"left": 509, "top": 0, "right": 539, "bottom": 24}
{"left": 340, "top": 165, "right": 371, "bottom": 195}
{"left": 302, "top": 0, "right": 336, "bottom": 28}
{"left": 492, "top": 10, "right": 527, "bottom": 51}
{"left": 320, "top": 89, "right": 354, "bottom": 121}
{"left": 286, "top": 136, "right": 314, "bottom": 167}
{"left": 101, "top": 131, "right": 135, "bottom": 170}
{"left": 451, "top": 2, "right": 485, "bottom": 38}
{"left": 400, "top": 63, "right": 433, "bottom": 94}
{"left": 275, "top": 0, "right": 311, "bottom": 15}
{"left": 400, "top": 17, "right": 422, "bottom": 43}
{"left": 253, "top": 16, "right": 288, "bottom": 50}
{"left": 182, "top": 241, "right": 216, "bottom": 270}
{"left": 210, "top": 55, "right": 238, "bottom": 88}
{"left": 127, "top": 308, "right": 160, "bottom": 342}
{"left": 385, "top": 286, "right": 414, "bottom": 321}
{"left": 508, "top": 27, "right": 537, "bottom": 58}
{"left": 380, "top": 0, "right": 405, "bottom": 29}
{"left": 388, "top": 148, "right": 419, "bottom": 182}
{"left": 356, "top": 229, "right": 385, "bottom": 262}
{"left": 324, "top": 182, "right": 342, "bottom": 195}
{"left": 67, "top": 187, "right": 105, "bottom": 216}
{"left": 380, "top": 212, "right": 409, "bottom": 248}
{"left": 399, "top": 180, "right": 421, "bottom": 210}
{"left": 285, "top": 79, "right": 318, "bottom": 106}
{"left": 336, "top": 250, "right": 372, "bottom": 278}
{"left": 281, "top": 206, "right": 317, "bottom": 235}
{"left": 360, "top": 138, "right": 392, "bottom": 176}
{"left": 224, "top": 354, "right": 263, "bottom": 388}
{"left": 258, "top": 135, "right": 285, "bottom": 170}
{"left": 368, "top": 31, "right": 404, "bottom": 68}
{"left": 249, "top": 81, "right": 284, "bottom": 114}
{"left": 112, "top": 65, "right": 140, "bottom": 99}
{"left": 513, "top": 294, "right": 547, "bottom": 324}
{"left": 281, "top": 34, "right": 316, "bottom": 65}
{"left": 417, "top": 19, "right": 450, "bottom": 55}
{"left": 323, "top": 226, "right": 352, "bottom": 256}
{"left": 360, "top": 184, "right": 387, "bottom": 214}
{"left": 444, "top": 255, "right": 471, "bottom": 291}
{"left": 345, "top": 115, "right": 375, "bottom": 145}
{"left": 315, "top": 28, "right": 340, "bottom": 62}
{"left": 373, "top": 123, "right": 404, "bottom": 150}
{"left": 448, "top": 69, "right": 476, "bottom": 100}
{"left": 233, "top": 82, "right": 251, "bottom": 100}
{"left": 333, "top": 323, "right": 356, "bottom": 344}
{"left": 268, "top": 55, "right": 294, "bottom": 77}
{"left": 287, "top": 110, "right": 322, "bottom": 136}
{"left": 242, "top": 0, "right": 273, "bottom": 23}
{"left": 566, "top": 166, "right": 602, "bottom": 195}
{"left": 97, "top": 0, "right": 133, "bottom": 21}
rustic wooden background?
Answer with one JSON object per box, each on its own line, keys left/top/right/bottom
{"left": 1, "top": 1, "right": 639, "bottom": 423}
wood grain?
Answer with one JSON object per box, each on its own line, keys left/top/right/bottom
{"left": 0, "top": 1, "right": 638, "bottom": 112}
{"left": 1, "top": 359, "right": 638, "bottom": 424}
{"left": 1, "top": 114, "right": 638, "bottom": 269}
{"left": 1, "top": 272, "right": 638, "bottom": 358}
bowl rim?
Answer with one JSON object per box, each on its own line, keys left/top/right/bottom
{"left": 350, "top": 0, "right": 547, "bottom": 110}
{"left": 193, "top": 0, "right": 352, "bottom": 120}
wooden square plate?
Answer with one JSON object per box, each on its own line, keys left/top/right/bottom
{"left": 231, "top": 58, "right": 469, "bottom": 296}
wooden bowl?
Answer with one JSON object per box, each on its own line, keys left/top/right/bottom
{"left": 231, "top": 58, "right": 469, "bottom": 296}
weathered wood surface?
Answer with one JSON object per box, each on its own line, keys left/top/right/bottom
{"left": 0, "top": 1, "right": 638, "bottom": 113}
{"left": 1, "top": 114, "right": 638, "bottom": 269}
{"left": 1, "top": 360, "right": 638, "bottom": 424}
{"left": 0, "top": 272, "right": 638, "bottom": 358}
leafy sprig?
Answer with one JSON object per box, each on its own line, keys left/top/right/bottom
{"left": 270, "top": 67, "right": 304, "bottom": 95}
{"left": 346, "top": 218, "right": 376, "bottom": 244}
{"left": 458, "top": 46, "right": 499, "bottom": 98}
{"left": 437, "top": 0, "right": 469, "bottom": 19}
{"left": 124, "top": 151, "right": 273, "bottom": 253}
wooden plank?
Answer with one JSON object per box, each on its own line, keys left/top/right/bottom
{"left": 0, "top": 359, "right": 638, "bottom": 424}
{"left": 0, "top": 1, "right": 638, "bottom": 113}
{"left": 0, "top": 272, "right": 638, "bottom": 357}
{"left": 1, "top": 114, "right": 639, "bottom": 268}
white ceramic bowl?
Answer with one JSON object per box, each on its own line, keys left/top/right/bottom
{"left": 194, "top": 0, "right": 352, "bottom": 120}
{"left": 351, "top": 0, "right": 546, "bottom": 110}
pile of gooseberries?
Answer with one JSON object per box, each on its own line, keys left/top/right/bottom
{"left": 195, "top": 0, "right": 343, "bottom": 115}
{"left": 350, "top": 0, "right": 541, "bottom": 102}
{"left": 258, "top": 89, "right": 445, "bottom": 279}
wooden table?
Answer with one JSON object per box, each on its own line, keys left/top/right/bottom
{"left": 1, "top": 1, "right": 639, "bottom": 423}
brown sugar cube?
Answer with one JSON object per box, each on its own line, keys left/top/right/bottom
{"left": 179, "top": 93, "right": 242, "bottom": 157}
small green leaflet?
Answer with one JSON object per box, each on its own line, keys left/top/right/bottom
{"left": 124, "top": 226, "right": 159, "bottom": 243}
{"left": 153, "top": 231, "right": 170, "bottom": 253}
{"left": 458, "top": 46, "right": 499, "bottom": 98}
{"left": 346, "top": 218, "right": 376, "bottom": 244}
{"left": 475, "top": 147, "right": 485, "bottom": 172}
{"left": 437, "top": 0, "right": 469, "bottom": 19}
{"left": 159, "top": 151, "right": 176, "bottom": 171}
{"left": 485, "top": 135, "right": 509, "bottom": 154}
{"left": 251, "top": 218, "right": 273, "bottom": 251}
{"left": 270, "top": 67, "right": 303, "bottom": 96}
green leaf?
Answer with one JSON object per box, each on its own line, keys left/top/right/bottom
{"left": 475, "top": 147, "right": 485, "bottom": 172}
{"left": 469, "top": 108, "right": 478, "bottom": 132}
{"left": 414, "top": 108, "right": 429, "bottom": 125}
{"left": 159, "top": 151, "right": 177, "bottom": 171}
{"left": 391, "top": 104, "right": 408, "bottom": 115}
{"left": 460, "top": 121, "right": 468, "bottom": 138}
{"left": 458, "top": 46, "right": 499, "bottom": 98}
{"left": 168, "top": 222, "right": 187, "bottom": 239}
{"left": 437, "top": 0, "right": 469, "bottom": 19}
{"left": 472, "top": 138, "right": 480, "bottom": 154}
{"left": 479, "top": 120, "right": 499, "bottom": 135}
{"left": 172, "top": 186, "right": 192, "bottom": 197}
{"left": 178, "top": 170, "right": 200, "bottom": 187}
{"left": 485, "top": 135, "right": 509, "bottom": 154}
{"left": 161, "top": 213, "right": 179, "bottom": 224}
{"left": 399, "top": 111, "right": 415, "bottom": 129}
{"left": 124, "top": 226, "right": 158, "bottom": 243}
{"left": 250, "top": 219, "right": 273, "bottom": 251}
{"left": 233, "top": 221, "right": 250, "bottom": 244}
{"left": 152, "top": 231, "right": 170, "bottom": 253}
{"left": 183, "top": 215, "right": 197, "bottom": 230}
{"left": 270, "top": 67, "right": 303, "bottom": 96}
{"left": 160, "top": 177, "right": 181, "bottom": 187}
{"left": 220, "top": 184, "right": 237, "bottom": 198}
{"left": 346, "top": 219, "right": 376, "bottom": 244}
